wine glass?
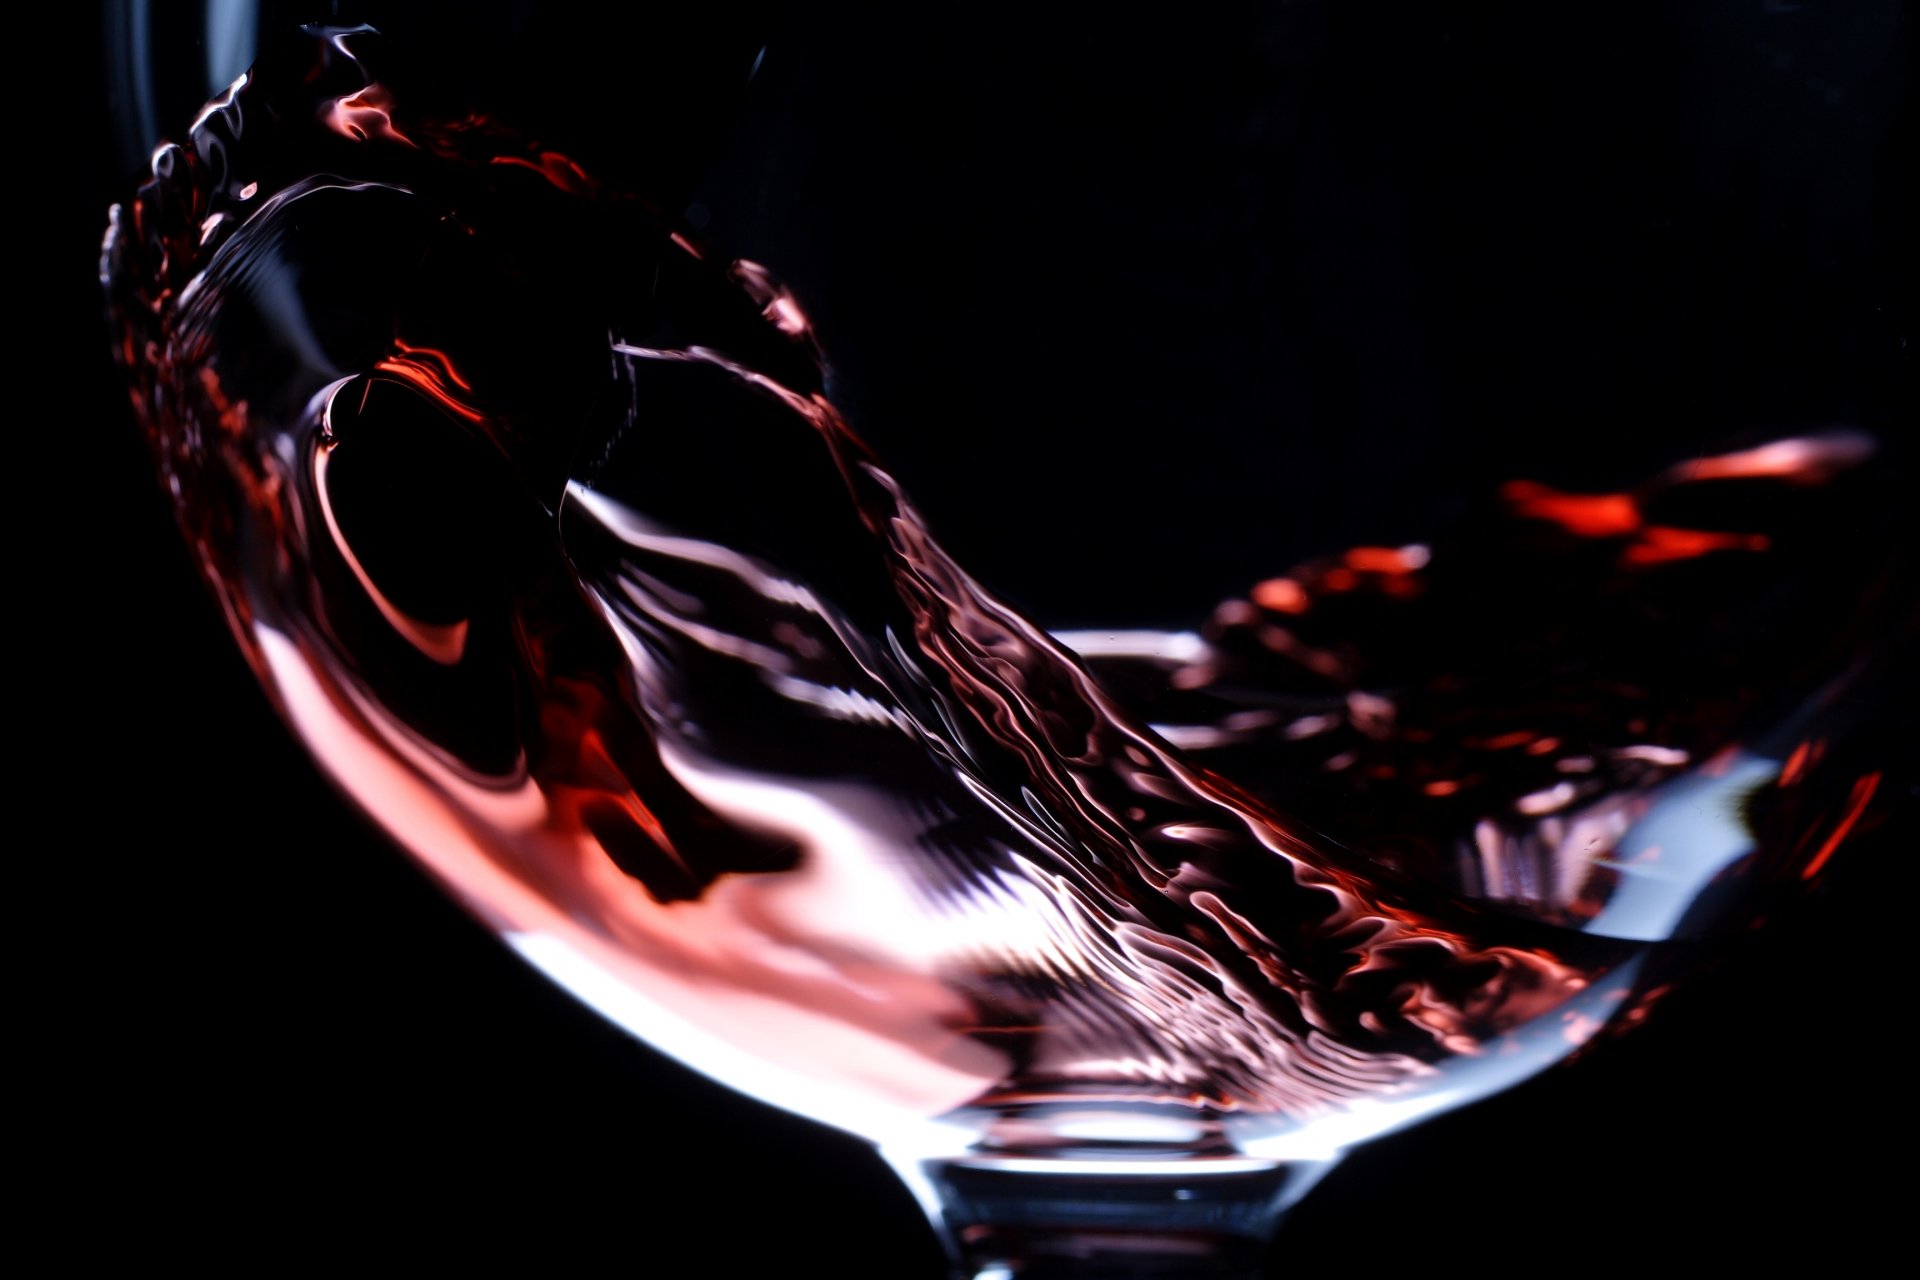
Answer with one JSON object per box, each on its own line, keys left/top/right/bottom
{"left": 99, "top": 3, "right": 1912, "bottom": 1274}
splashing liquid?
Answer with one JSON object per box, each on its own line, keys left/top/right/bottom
{"left": 106, "top": 29, "right": 1909, "bottom": 1166}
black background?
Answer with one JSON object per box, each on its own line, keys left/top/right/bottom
{"left": 58, "top": 2, "right": 1912, "bottom": 1273}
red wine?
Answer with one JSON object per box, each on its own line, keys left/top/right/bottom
{"left": 105, "top": 26, "right": 1908, "bottom": 1165}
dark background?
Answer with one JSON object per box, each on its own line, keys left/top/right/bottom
{"left": 57, "top": 1, "right": 1911, "bottom": 1272}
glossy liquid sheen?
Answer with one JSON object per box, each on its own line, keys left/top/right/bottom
{"left": 106, "top": 29, "right": 1905, "bottom": 1165}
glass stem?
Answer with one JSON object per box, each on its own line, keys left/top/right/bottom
{"left": 886, "top": 1151, "right": 1337, "bottom": 1279}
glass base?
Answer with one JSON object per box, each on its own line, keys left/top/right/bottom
{"left": 891, "top": 1149, "right": 1337, "bottom": 1279}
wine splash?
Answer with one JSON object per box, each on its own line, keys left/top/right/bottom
{"left": 105, "top": 27, "right": 1903, "bottom": 1176}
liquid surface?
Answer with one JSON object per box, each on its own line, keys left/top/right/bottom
{"left": 105, "top": 27, "right": 1908, "bottom": 1162}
